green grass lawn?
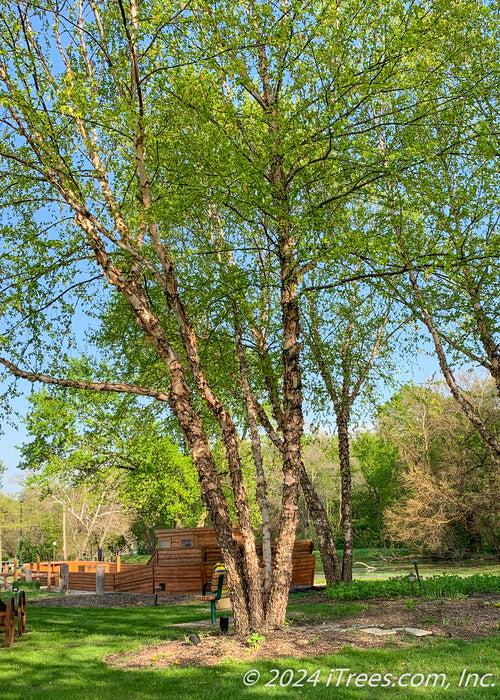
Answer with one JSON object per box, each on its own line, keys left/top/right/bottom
{"left": 1, "top": 595, "right": 498, "bottom": 699}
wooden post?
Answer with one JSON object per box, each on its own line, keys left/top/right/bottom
{"left": 96, "top": 565, "right": 105, "bottom": 595}
{"left": 36, "top": 556, "right": 40, "bottom": 572}
{"left": 47, "top": 562, "right": 52, "bottom": 590}
{"left": 13, "top": 559, "right": 18, "bottom": 581}
{"left": 60, "top": 564, "right": 69, "bottom": 594}
{"left": 4, "top": 597, "right": 15, "bottom": 647}
{"left": 116, "top": 556, "right": 121, "bottom": 573}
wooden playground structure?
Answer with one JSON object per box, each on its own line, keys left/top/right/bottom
{"left": 2, "top": 527, "right": 316, "bottom": 596}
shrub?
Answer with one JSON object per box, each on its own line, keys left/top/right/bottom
{"left": 11, "top": 579, "right": 41, "bottom": 590}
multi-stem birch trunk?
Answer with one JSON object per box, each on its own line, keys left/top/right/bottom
{"left": 234, "top": 316, "right": 273, "bottom": 607}
{"left": 218, "top": 9, "right": 307, "bottom": 625}
{"left": 0, "top": 0, "right": 321, "bottom": 633}
{"left": 250, "top": 327, "right": 343, "bottom": 585}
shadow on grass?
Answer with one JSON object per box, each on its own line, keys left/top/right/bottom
{"left": 25, "top": 605, "right": 208, "bottom": 638}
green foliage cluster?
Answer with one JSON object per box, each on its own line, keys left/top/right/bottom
{"left": 327, "top": 573, "right": 500, "bottom": 601}
{"left": 11, "top": 579, "right": 40, "bottom": 590}
{"left": 246, "top": 632, "right": 265, "bottom": 649}
{"left": 327, "top": 576, "right": 412, "bottom": 600}
{"left": 421, "top": 574, "right": 500, "bottom": 599}
{"left": 350, "top": 434, "right": 401, "bottom": 547}
{"left": 286, "top": 600, "right": 369, "bottom": 622}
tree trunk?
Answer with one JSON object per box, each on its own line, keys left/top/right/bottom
{"left": 249, "top": 353, "right": 342, "bottom": 585}
{"left": 166, "top": 382, "right": 253, "bottom": 633}
{"left": 407, "top": 272, "right": 500, "bottom": 458}
{"left": 234, "top": 316, "right": 273, "bottom": 608}
{"left": 337, "top": 409, "right": 353, "bottom": 583}
{"left": 481, "top": 521, "right": 500, "bottom": 556}
{"left": 264, "top": 233, "right": 303, "bottom": 628}
{"left": 161, "top": 263, "right": 263, "bottom": 629}
{"left": 299, "top": 463, "right": 342, "bottom": 584}
{"left": 62, "top": 508, "right": 67, "bottom": 560}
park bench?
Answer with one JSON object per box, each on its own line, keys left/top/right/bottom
{"left": 0, "top": 591, "right": 26, "bottom": 647}
{"left": 195, "top": 565, "right": 229, "bottom": 624}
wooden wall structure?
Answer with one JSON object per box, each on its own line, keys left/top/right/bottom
{"left": 19, "top": 528, "right": 316, "bottom": 594}
{"left": 148, "top": 527, "right": 316, "bottom": 593}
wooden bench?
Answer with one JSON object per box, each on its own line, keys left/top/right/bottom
{"left": 0, "top": 591, "right": 26, "bottom": 647}
{"left": 194, "top": 566, "right": 229, "bottom": 624}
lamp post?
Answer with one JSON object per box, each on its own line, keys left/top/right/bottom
{"left": 18, "top": 494, "right": 25, "bottom": 568}
{"left": 408, "top": 571, "right": 416, "bottom": 596}
{"left": 52, "top": 541, "right": 57, "bottom": 561}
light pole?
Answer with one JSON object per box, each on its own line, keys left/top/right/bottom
{"left": 18, "top": 494, "right": 25, "bottom": 568}
{"left": 52, "top": 541, "right": 57, "bottom": 561}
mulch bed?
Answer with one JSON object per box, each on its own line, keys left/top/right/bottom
{"left": 291, "top": 591, "right": 500, "bottom": 641}
{"left": 30, "top": 589, "right": 500, "bottom": 668}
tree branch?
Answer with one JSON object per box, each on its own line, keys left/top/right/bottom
{"left": 0, "top": 357, "right": 170, "bottom": 402}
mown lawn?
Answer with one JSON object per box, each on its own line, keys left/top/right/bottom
{"left": 1, "top": 598, "right": 498, "bottom": 699}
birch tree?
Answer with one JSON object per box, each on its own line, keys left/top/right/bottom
{"left": 303, "top": 281, "right": 406, "bottom": 582}
{"left": 0, "top": 0, "right": 484, "bottom": 630}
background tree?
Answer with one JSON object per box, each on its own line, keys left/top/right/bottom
{"left": 20, "top": 385, "right": 204, "bottom": 534}
{"left": 39, "top": 480, "right": 134, "bottom": 560}
{"left": 0, "top": 490, "right": 18, "bottom": 564}
{"left": 380, "top": 379, "right": 500, "bottom": 555}
{"left": 350, "top": 432, "right": 401, "bottom": 548}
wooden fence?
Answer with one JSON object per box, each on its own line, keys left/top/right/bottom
{"left": 40, "top": 556, "right": 315, "bottom": 594}
{"left": 6, "top": 539, "right": 316, "bottom": 594}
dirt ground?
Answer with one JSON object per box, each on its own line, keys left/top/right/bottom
{"left": 31, "top": 589, "right": 500, "bottom": 668}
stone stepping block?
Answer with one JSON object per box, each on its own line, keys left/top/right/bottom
{"left": 360, "top": 626, "right": 433, "bottom": 637}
